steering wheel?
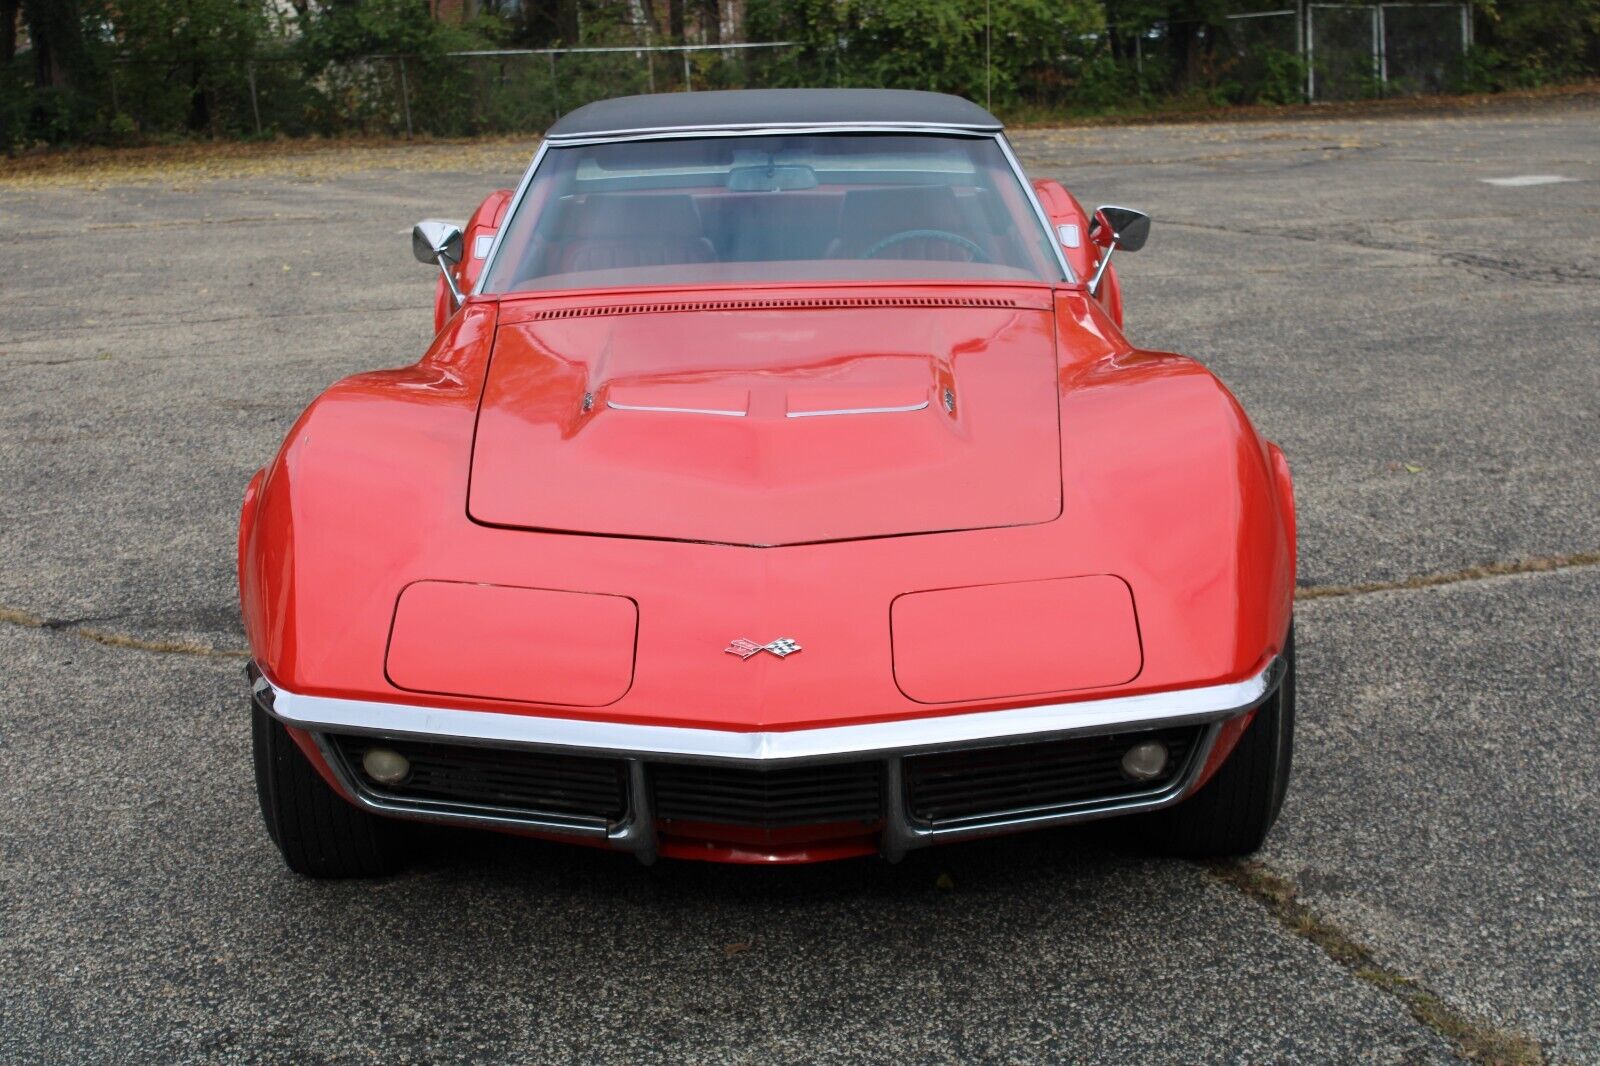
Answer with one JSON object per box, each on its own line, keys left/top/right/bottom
{"left": 860, "top": 229, "right": 990, "bottom": 263}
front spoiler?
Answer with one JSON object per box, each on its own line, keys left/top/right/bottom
{"left": 249, "top": 658, "right": 1283, "bottom": 862}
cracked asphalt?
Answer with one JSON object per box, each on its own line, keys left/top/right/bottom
{"left": 1, "top": 99, "right": 1597, "bottom": 1062}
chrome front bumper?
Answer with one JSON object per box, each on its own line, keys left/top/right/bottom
{"left": 249, "top": 658, "right": 1283, "bottom": 863}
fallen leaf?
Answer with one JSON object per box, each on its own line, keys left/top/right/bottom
{"left": 722, "top": 941, "right": 751, "bottom": 958}
{"left": 935, "top": 873, "right": 955, "bottom": 891}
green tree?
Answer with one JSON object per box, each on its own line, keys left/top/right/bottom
{"left": 111, "top": 0, "right": 267, "bottom": 134}
{"left": 749, "top": 0, "right": 1103, "bottom": 106}
{"left": 1469, "top": 0, "right": 1600, "bottom": 88}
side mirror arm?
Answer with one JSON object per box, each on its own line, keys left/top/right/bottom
{"left": 435, "top": 257, "right": 464, "bottom": 309}
{"left": 1088, "top": 244, "right": 1117, "bottom": 297}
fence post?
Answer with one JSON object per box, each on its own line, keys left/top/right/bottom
{"left": 396, "top": 56, "right": 414, "bottom": 138}
{"left": 247, "top": 62, "right": 262, "bottom": 137}
{"left": 1461, "top": 2, "right": 1471, "bottom": 50}
{"left": 1295, "top": 0, "right": 1305, "bottom": 101}
{"left": 109, "top": 63, "right": 119, "bottom": 116}
{"left": 1306, "top": 5, "right": 1316, "bottom": 102}
{"left": 549, "top": 52, "right": 560, "bottom": 120}
{"left": 683, "top": 49, "right": 692, "bottom": 91}
{"left": 1374, "top": 5, "right": 1385, "bottom": 94}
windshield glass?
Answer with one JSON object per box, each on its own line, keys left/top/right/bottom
{"left": 480, "top": 132, "right": 1063, "bottom": 293}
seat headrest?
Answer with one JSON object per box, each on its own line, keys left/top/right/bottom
{"left": 560, "top": 194, "right": 705, "bottom": 239}
{"left": 836, "top": 186, "right": 961, "bottom": 238}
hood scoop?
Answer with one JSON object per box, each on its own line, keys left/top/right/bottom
{"left": 469, "top": 303, "right": 1062, "bottom": 546}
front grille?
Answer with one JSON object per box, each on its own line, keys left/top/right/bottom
{"left": 651, "top": 761, "right": 883, "bottom": 827}
{"left": 332, "top": 735, "right": 627, "bottom": 822}
{"left": 323, "top": 724, "right": 1208, "bottom": 843}
{"left": 904, "top": 726, "right": 1203, "bottom": 828}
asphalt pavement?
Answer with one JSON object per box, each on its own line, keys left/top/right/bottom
{"left": 1, "top": 99, "right": 1596, "bottom": 1062}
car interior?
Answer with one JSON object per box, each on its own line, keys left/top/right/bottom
{"left": 485, "top": 134, "right": 1059, "bottom": 290}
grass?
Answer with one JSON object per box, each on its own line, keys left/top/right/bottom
{"left": 1005, "top": 77, "right": 1600, "bottom": 130}
{"left": 0, "top": 133, "right": 538, "bottom": 189}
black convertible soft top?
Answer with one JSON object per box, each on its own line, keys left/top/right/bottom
{"left": 545, "top": 89, "right": 1003, "bottom": 140}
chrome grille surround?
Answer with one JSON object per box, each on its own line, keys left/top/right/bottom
{"left": 903, "top": 725, "right": 1203, "bottom": 829}
{"left": 250, "top": 657, "right": 1282, "bottom": 864}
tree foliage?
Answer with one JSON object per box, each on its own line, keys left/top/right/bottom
{"left": 2, "top": 0, "right": 1597, "bottom": 149}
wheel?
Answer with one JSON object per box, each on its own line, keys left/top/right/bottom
{"left": 252, "top": 702, "right": 406, "bottom": 878}
{"left": 1137, "top": 627, "right": 1296, "bottom": 858}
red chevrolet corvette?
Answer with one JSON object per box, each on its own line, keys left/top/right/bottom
{"left": 241, "top": 89, "right": 1295, "bottom": 877}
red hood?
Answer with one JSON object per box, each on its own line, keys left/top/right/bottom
{"left": 468, "top": 295, "right": 1062, "bottom": 545}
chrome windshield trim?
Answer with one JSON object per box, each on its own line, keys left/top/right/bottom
{"left": 996, "top": 132, "right": 1076, "bottom": 284}
{"left": 471, "top": 137, "right": 550, "bottom": 297}
{"left": 544, "top": 121, "right": 1001, "bottom": 144}
{"left": 474, "top": 127, "right": 1071, "bottom": 294}
{"left": 251, "top": 659, "right": 1280, "bottom": 768}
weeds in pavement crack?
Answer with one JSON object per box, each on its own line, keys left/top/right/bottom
{"left": 1296, "top": 551, "right": 1599, "bottom": 602}
{"left": 1209, "top": 861, "right": 1543, "bottom": 1065}
{"left": 0, "top": 605, "right": 246, "bottom": 658}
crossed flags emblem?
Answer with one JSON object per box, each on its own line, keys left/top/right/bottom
{"left": 724, "top": 637, "right": 803, "bottom": 660}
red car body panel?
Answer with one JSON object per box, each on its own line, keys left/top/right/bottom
{"left": 890, "top": 575, "right": 1144, "bottom": 703}
{"left": 469, "top": 296, "right": 1063, "bottom": 545}
{"left": 243, "top": 146, "right": 1294, "bottom": 864}
{"left": 241, "top": 284, "right": 1293, "bottom": 734}
{"left": 386, "top": 581, "right": 639, "bottom": 707}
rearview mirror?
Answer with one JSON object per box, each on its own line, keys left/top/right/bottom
{"left": 412, "top": 219, "right": 465, "bottom": 308}
{"left": 726, "top": 164, "right": 819, "bottom": 192}
{"left": 1087, "top": 205, "right": 1151, "bottom": 296}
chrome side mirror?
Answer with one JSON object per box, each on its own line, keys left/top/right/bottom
{"left": 1087, "top": 205, "right": 1151, "bottom": 296}
{"left": 412, "top": 219, "right": 465, "bottom": 308}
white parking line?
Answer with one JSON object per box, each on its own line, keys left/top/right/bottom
{"left": 1481, "top": 175, "right": 1577, "bottom": 187}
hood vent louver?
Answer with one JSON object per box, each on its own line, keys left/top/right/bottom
{"left": 528, "top": 295, "right": 1019, "bottom": 321}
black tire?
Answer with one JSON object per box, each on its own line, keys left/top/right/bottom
{"left": 1136, "top": 627, "right": 1296, "bottom": 858}
{"left": 252, "top": 703, "right": 406, "bottom": 878}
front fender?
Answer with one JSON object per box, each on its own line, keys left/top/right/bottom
{"left": 239, "top": 302, "right": 497, "bottom": 688}
{"left": 1056, "top": 296, "right": 1295, "bottom": 684}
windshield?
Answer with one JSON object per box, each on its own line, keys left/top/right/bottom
{"left": 480, "top": 132, "right": 1064, "bottom": 293}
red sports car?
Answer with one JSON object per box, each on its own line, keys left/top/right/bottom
{"left": 241, "top": 89, "right": 1296, "bottom": 877}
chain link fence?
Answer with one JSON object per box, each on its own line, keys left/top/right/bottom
{"left": 89, "top": 6, "right": 1472, "bottom": 142}
{"left": 1379, "top": 3, "right": 1472, "bottom": 95}
{"left": 1210, "top": 3, "right": 1467, "bottom": 103}
{"left": 105, "top": 42, "right": 798, "bottom": 141}
{"left": 1305, "top": 3, "right": 1469, "bottom": 101}
{"left": 1217, "top": 10, "right": 1304, "bottom": 105}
